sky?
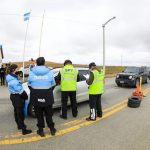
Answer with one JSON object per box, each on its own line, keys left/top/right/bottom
{"left": 0, "top": 0, "right": 150, "bottom": 66}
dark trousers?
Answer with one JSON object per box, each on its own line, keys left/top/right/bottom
{"left": 34, "top": 105, "right": 54, "bottom": 129}
{"left": 0, "top": 75, "right": 5, "bottom": 85}
{"left": 61, "top": 91, "right": 78, "bottom": 118}
{"left": 13, "top": 107, "right": 26, "bottom": 129}
{"left": 89, "top": 94, "right": 102, "bottom": 120}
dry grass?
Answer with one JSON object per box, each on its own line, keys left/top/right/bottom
{"left": 5, "top": 61, "right": 126, "bottom": 76}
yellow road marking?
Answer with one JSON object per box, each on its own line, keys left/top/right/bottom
{"left": 64, "top": 99, "right": 127, "bottom": 126}
{"left": 0, "top": 104, "right": 127, "bottom": 145}
{"left": 0, "top": 86, "right": 150, "bottom": 145}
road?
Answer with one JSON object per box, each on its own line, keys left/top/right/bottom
{"left": 0, "top": 77, "right": 150, "bottom": 150}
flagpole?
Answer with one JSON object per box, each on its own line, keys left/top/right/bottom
{"left": 38, "top": 10, "right": 45, "bottom": 57}
{"left": 22, "top": 12, "right": 31, "bottom": 82}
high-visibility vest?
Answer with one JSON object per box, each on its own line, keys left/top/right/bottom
{"left": 60, "top": 65, "right": 78, "bottom": 91}
{"left": 88, "top": 69, "right": 104, "bottom": 95}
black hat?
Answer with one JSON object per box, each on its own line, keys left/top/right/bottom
{"left": 36, "top": 57, "right": 45, "bottom": 66}
{"left": 9, "top": 64, "right": 18, "bottom": 73}
{"left": 64, "top": 59, "right": 72, "bottom": 66}
{"left": 89, "top": 62, "right": 96, "bottom": 69}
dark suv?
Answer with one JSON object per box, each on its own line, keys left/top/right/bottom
{"left": 115, "top": 66, "right": 149, "bottom": 87}
{"left": 146, "top": 67, "right": 150, "bottom": 79}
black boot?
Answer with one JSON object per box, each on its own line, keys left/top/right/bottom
{"left": 50, "top": 127, "right": 56, "bottom": 136}
{"left": 37, "top": 128, "right": 45, "bottom": 137}
{"left": 22, "top": 129, "right": 32, "bottom": 135}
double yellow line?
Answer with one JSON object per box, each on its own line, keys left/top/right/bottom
{"left": 0, "top": 87, "right": 150, "bottom": 145}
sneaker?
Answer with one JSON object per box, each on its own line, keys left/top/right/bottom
{"left": 60, "top": 115, "right": 67, "bottom": 120}
{"left": 22, "top": 129, "right": 32, "bottom": 135}
{"left": 50, "top": 128, "right": 57, "bottom": 136}
{"left": 86, "top": 117, "right": 96, "bottom": 121}
{"left": 37, "top": 129, "right": 45, "bottom": 137}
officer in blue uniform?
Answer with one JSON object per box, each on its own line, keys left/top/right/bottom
{"left": 28, "top": 57, "right": 56, "bottom": 137}
{"left": 6, "top": 64, "right": 32, "bottom": 135}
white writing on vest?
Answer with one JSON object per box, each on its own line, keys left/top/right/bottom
{"left": 38, "top": 99, "right": 45, "bottom": 103}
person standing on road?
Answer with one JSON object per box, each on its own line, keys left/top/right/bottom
{"left": 28, "top": 57, "right": 56, "bottom": 137}
{"left": 56, "top": 60, "right": 80, "bottom": 119}
{"left": 86, "top": 62, "right": 104, "bottom": 121}
{"left": 0, "top": 65, "right": 6, "bottom": 85}
{"left": 6, "top": 64, "right": 32, "bottom": 135}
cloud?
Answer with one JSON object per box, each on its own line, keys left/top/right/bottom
{"left": 0, "top": 0, "right": 150, "bottom": 66}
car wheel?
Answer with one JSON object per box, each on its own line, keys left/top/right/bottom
{"left": 134, "top": 79, "right": 140, "bottom": 88}
{"left": 19, "top": 72, "right": 23, "bottom": 77}
{"left": 145, "top": 77, "right": 148, "bottom": 84}
{"left": 117, "top": 83, "right": 122, "bottom": 87}
{"left": 28, "top": 104, "right": 36, "bottom": 118}
{"left": 128, "top": 97, "right": 141, "bottom": 108}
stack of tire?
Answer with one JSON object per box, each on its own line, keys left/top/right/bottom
{"left": 128, "top": 97, "right": 142, "bottom": 108}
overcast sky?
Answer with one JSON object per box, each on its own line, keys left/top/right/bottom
{"left": 0, "top": 0, "right": 150, "bottom": 66}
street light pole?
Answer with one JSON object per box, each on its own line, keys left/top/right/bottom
{"left": 102, "top": 16, "right": 116, "bottom": 75}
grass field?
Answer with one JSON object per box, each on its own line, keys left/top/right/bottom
{"left": 6, "top": 61, "right": 126, "bottom": 77}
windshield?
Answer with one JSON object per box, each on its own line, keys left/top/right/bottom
{"left": 124, "top": 67, "right": 140, "bottom": 73}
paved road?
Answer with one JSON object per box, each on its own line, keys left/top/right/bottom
{"left": 0, "top": 78, "right": 150, "bottom": 150}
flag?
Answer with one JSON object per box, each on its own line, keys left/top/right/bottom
{"left": 24, "top": 12, "right": 30, "bottom": 21}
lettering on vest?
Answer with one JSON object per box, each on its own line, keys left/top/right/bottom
{"left": 65, "top": 69, "right": 73, "bottom": 72}
{"left": 34, "top": 76, "right": 48, "bottom": 80}
{"left": 38, "top": 99, "right": 45, "bottom": 103}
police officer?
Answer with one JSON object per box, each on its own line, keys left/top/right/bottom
{"left": 56, "top": 60, "right": 80, "bottom": 119}
{"left": 6, "top": 64, "right": 32, "bottom": 135}
{"left": 28, "top": 57, "right": 56, "bottom": 137}
{"left": 86, "top": 62, "right": 104, "bottom": 121}
{"left": 0, "top": 65, "right": 6, "bottom": 85}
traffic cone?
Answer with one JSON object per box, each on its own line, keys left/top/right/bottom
{"left": 132, "top": 84, "right": 143, "bottom": 97}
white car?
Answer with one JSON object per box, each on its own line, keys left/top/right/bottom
{"left": 18, "top": 65, "right": 30, "bottom": 77}
{"left": 18, "top": 65, "right": 53, "bottom": 77}
{"left": 23, "top": 67, "right": 89, "bottom": 117}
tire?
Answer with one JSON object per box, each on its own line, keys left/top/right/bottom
{"left": 28, "top": 104, "right": 36, "bottom": 118}
{"left": 117, "top": 83, "right": 122, "bottom": 87}
{"left": 145, "top": 77, "right": 148, "bottom": 84}
{"left": 128, "top": 97, "right": 141, "bottom": 108}
{"left": 134, "top": 79, "right": 140, "bottom": 88}
{"left": 19, "top": 72, "right": 23, "bottom": 77}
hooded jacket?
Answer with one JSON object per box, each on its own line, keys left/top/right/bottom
{"left": 27, "top": 66, "right": 56, "bottom": 106}
{"left": 6, "top": 74, "right": 24, "bottom": 94}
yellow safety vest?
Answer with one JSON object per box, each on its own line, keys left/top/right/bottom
{"left": 60, "top": 65, "right": 78, "bottom": 91}
{"left": 88, "top": 70, "right": 104, "bottom": 95}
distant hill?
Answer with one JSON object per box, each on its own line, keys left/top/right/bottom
{"left": 9, "top": 61, "right": 126, "bottom": 76}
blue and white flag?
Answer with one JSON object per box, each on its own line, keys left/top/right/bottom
{"left": 24, "top": 12, "right": 30, "bottom": 21}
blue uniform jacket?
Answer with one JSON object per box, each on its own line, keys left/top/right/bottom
{"left": 28, "top": 66, "right": 56, "bottom": 89}
{"left": 6, "top": 74, "right": 24, "bottom": 94}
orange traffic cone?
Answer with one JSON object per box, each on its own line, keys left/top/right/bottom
{"left": 132, "top": 84, "right": 143, "bottom": 97}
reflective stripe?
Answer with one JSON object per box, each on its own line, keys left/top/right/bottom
{"left": 31, "top": 86, "right": 52, "bottom": 89}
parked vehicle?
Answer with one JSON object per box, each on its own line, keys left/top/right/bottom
{"left": 18, "top": 65, "right": 52, "bottom": 77}
{"left": 115, "top": 66, "right": 149, "bottom": 87}
{"left": 23, "top": 67, "right": 89, "bottom": 117}
{"left": 146, "top": 67, "right": 150, "bottom": 79}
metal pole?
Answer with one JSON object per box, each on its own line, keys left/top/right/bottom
{"left": 102, "top": 25, "right": 105, "bottom": 73}
{"left": 22, "top": 16, "right": 30, "bottom": 82}
{"left": 102, "top": 16, "right": 116, "bottom": 76}
{"left": 39, "top": 10, "right": 45, "bottom": 57}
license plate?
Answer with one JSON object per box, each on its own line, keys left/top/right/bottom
{"left": 120, "top": 81, "right": 124, "bottom": 83}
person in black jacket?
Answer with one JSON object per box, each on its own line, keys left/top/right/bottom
{"left": 0, "top": 65, "right": 6, "bottom": 85}
{"left": 28, "top": 57, "right": 56, "bottom": 137}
